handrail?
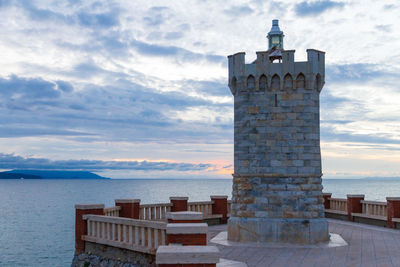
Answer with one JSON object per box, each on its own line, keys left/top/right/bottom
{"left": 82, "top": 215, "right": 166, "bottom": 255}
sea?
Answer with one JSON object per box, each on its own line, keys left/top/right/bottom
{"left": 1, "top": 178, "right": 400, "bottom": 266}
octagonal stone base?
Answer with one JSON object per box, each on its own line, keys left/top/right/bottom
{"left": 228, "top": 216, "right": 329, "bottom": 244}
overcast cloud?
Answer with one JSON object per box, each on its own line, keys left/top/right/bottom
{"left": 0, "top": 0, "right": 400, "bottom": 178}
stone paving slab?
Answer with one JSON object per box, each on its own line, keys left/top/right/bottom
{"left": 208, "top": 219, "right": 400, "bottom": 267}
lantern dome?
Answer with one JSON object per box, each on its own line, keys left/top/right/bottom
{"left": 267, "top": 19, "right": 284, "bottom": 50}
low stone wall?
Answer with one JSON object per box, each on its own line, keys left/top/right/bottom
{"left": 71, "top": 242, "right": 155, "bottom": 267}
{"left": 353, "top": 216, "right": 387, "bottom": 228}
{"left": 324, "top": 211, "right": 348, "bottom": 221}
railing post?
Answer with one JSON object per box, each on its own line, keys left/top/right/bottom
{"left": 210, "top": 195, "right": 228, "bottom": 224}
{"left": 347, "top": 194, "right": 364, "bottom": 221}
{"left": 322, "top": 193, "right": 332, "bottom": 209}
{"left": 386, "top": 197, "right": 400, "bottom": 228}
{"left": 75, "top": 204, "right": 104, "bottom": 254}
{"left": 170, "top": 197, "right": 188, "bottom": 212}
{"left": 115, "top": 199, "right": 140, "bottom": 219}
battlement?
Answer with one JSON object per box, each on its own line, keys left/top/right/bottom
{"left": 228, "top": 49, "right": 325, "bottom": 95}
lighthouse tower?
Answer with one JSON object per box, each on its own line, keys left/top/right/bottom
{"left": 227, "top": 20, "right": 329, "bottom": 244}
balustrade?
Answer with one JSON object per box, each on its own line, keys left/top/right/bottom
{"left": 83, "top": 215, "right": 167, "bottom": 254}
{"left": 75, "top": 193, "right": 400, "bottom": 258}
{"left": 361, "top": 200, "right": 387, "bottom": 217}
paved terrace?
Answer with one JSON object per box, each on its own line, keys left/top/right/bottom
{"left": 208, "top": 219, "right": 400, "bottom": 267}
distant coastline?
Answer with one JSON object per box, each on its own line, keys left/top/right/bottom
{"left": 0, "top": 170, "right": 109, "bottom": 179}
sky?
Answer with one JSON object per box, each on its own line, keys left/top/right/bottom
{"left": 0, "top": 0, "right": 400, "bottom": 179}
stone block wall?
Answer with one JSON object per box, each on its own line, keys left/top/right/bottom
{"left": 233, "top": 87, "right": 322, "bottom": 175}
{"left": 231, "top": 176, "right": 324, "bottom": 219}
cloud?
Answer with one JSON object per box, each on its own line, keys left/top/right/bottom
{"left": 223, "top": 5, "right": 254, "bottom": 17}
{"left": 320, "top": 89, "right": 350, "bottom": 110}
{"left": 180, "top": 79, "right": 231, "bottom": 97}
{"left": 130, "top": 39, "right": 225, "bottom": 64}
{"left": 268, "top": 1, "right": 286, "bottom": 12}
{"left": 77, "top": 11, "right": 119, "bottom": 28}
{"left": 57, "top": 32, "right": 130, "bottom": 59}
{"left": 0, "top": 75, "right": 64, "bottom": 99}
{"left": 56, "top": 81, "right": 74, "bottom": 93}
{"left": 20, "top": 2, "right": 68, "bottom": 22}
{"left": 0, "top": 0, "right": 11, "bottom": 7}
{"left": 294, "top": 1, "right": 345, "bottom": 16}
{"left": 143, "top": 6, "right": 170, "bottom": 27}
{"left": 0, "top": 126, "right": 93, "bottom": 138}
{"left": 0, "top": 74, "right": 231, "bottom": 143}
{"left": 319, "top": 62, "right": 400, "bottom": 151}
{"left": 10, "top": 1, "right": 120, "bottom": 30}
{"left": 143, "top": 15, "right": 165, "bottom": 27}
{"left": 165, "top": 31, "right": 184, "bottom": 40}
{"left": 383, "top": 4, "right": 397, "bottom": 10}
{"left": 326, "top": 63, "right": 390, "bottom": 84}
{"left": 321, "top": 125, "right": 400, "bottom": 145}
{"left": 375, "top": 24, "right": 392, "bottom": 32}
{"left": 0, "top": 153, "right": 212, "bottom": 172}
{"left": 0, "top": 0, "right": 399, "bottom": 180}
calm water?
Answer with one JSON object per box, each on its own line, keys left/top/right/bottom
{"left": 1, "top": 178, "right": 400, "bottom": 266}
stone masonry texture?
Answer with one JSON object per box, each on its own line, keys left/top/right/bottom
{"left": 227, "top": 49, "right": 329, "bottom": 243}
{"left": 71, "top": 241, "right": 155, "bottom": 267}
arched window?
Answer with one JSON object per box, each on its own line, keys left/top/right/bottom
{"left": 315, "top": 74, "right": 321, "bottom": 91}
{"left": 271, "top": 74, "right": 280, "bottom": 91}
{"left": 231, "top": 77, "right": 237, "bottom": 94}
{"left": 247, "top": 75, "right": 255, "bottom": 91}
{"left": 296, "top": 73, "right": 305, "bottom": 89}
{"left": 259, "top": 75, "right": 267, "bottom": 91}
{"left": 284, "top": 74, "right": 293, "bottom": 90}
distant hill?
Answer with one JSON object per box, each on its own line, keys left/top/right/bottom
{"left": 0, "top": 170, "right": 109, "bottom": 179}
{"left": 0, "top": 172, "right": 42, "bottom": 179}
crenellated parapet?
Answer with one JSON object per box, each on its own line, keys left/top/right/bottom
{"left": 228, "top": 49, "right": 325, "bottom": 95}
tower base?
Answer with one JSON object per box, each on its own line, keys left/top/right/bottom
{"left": 228, "top": 217, "right": 329, "bottom": 244}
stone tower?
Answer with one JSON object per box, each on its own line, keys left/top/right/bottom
{"left": 227, "top": 20, "right": 329, "bottom": 244}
